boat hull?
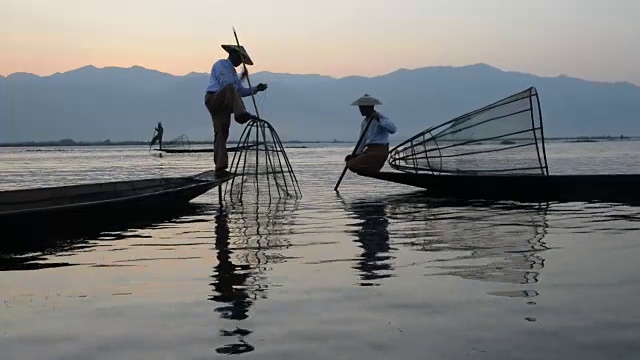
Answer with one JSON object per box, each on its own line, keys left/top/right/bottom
{"left": 155, "top": 145, "right": 253, "bottom": 153}
{"left": 358, "top": 171, "right": 640, "bottom": 204}
{"left": 0, "top": 171, "right": 231, "bottom": 252}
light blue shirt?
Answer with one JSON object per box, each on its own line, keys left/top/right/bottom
{"left": 205, "top": 59, "right": 256, "bottom": 96}
{"left": 355, "top": 112, "right": 397, "bottom": 154}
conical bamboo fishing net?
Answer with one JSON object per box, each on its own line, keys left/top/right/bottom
{"left": 222, "top": 118, "right": 302, "bottom": 202}
{"left": 389, "top": 87, "right": 549, "bottom": 176}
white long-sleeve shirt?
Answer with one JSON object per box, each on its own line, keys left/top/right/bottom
{"left": 355, "top": 112, "right": 397, "bottom": 155}
{"left": 205, "top": 59, "right": 257, "bottom": 97}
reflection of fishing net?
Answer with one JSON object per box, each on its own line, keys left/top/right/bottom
{"left": 389, "top": 87, "right": 549, "bottom": 175}
{"left": 226, "top": 199, "right": 298, "bottom": 266}
{"left": 385, "top": 197, "right": 550, "bottom": 287}
{"left": 163, "top": 134, "right": 191, "bottom": 150}
{"left": 223, "top": 118, "right": 302, "bottom": 202}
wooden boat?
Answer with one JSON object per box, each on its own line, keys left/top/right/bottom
{"left": 356, "top": 87, "right": 640, "bottom": 204}
{"left": 153, "top": 133, "right": 269, "bottom": 154}
{"left": 0, "top": 170, "right": 232, "bottom": 246}
{"left": 156, "top": 147, "right": 214, "bottom": 153}
{"left": 358, "top": 171, "right": 640, "bottom": 204}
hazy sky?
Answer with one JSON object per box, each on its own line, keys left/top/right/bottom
{"left": 2, "top": 0, "right": 639, "bottom": 84}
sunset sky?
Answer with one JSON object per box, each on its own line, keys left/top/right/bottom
{"left": 2, "top": 0, "right": 639, "bottom": 84}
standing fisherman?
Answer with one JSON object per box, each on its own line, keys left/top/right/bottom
{"left": 149, "top": 121, "right": 164, "bottom": 149}
{"left": 204, "top": 44, "right": 268, "bottom": 176}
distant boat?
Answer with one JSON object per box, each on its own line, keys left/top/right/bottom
{"left": 356, "top": 87, "right": 640, "bottom": 204}
{"left": 0, "top": 170, "right": 232, "bottom": 247}
{"left": 155, "top": 145, "right": 259, "bottom": 153}
{"left": 154, "top": 144, "right": 265, "bottom": 154}
{"left": 156, "top": 147, "right": 214, "bottom": 153}
{"left": 152, "top": 133, "right": 267, "bottom": 154}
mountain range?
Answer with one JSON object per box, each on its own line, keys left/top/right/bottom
{"left": 1, "top": 63, "right": 639, "bottom": 143}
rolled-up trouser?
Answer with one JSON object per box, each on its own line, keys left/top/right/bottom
{"left": 347, "top": 144, "right": 389, "bottom": 173}
{"left": 204, "top": 85, "right": 248, "bottom": 172}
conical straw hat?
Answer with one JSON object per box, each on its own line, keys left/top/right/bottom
{"left": 221, "top": 44, "right": 254, "bottom": 65}
{"left": 351, "top": 93, "right": 383, "bottom": 106}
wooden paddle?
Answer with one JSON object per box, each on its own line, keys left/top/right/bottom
{"left": 334, "top": 116, "right": 374, "bottom": 191}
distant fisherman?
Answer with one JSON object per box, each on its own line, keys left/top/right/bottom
{"left": 149, "top": 121, "right": 164, "bottom": 149}
{"left": 345, "top": 94, "right": 396, "bottom": 173}
{"left": 204, "top": 44, "right": 268, "bottom": 176}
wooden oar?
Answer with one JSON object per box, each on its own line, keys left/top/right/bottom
{"left": 334, "top": 116, "right": 374, "bottom": 191}
{"left": 232, "top": 26, "right": 260, "bottom": 118}
{"left": 148, "top": 129, "right": 157, "bottom": 153}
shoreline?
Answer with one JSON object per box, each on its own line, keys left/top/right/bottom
{"left": 0, "top": 136, "right": 637, "bottom": 148}
{"left": 0, "top": 140, "right": 356, "bottom": 148}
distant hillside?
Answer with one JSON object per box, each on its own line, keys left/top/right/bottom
{"left": 1, "top": 64, "right": 639, "bottom": 142}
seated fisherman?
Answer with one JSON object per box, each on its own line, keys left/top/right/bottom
{"left": 345, "top": 94, "right": 397, "bottom": 173}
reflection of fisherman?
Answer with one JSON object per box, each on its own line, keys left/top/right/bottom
{"left": 149, "top": 122, "right": 164, "bottom": 149}
{"left": 345, "top": 94, "right": 397, "bottom": 173}
{"left": 347, "top": 200, "right": 394, "bottom": 286}
{"left": 211, "top": 212, "right": 255, "bottom": 355}
{"left": 211, "top": 213, "right": 252, "bottom": 320}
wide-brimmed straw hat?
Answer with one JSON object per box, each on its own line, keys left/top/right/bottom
{"left": 351, "top": 94, "right": 383, "bottom": 106}
{"left": 221, "top": 44, "right": 254, "bottom": 65}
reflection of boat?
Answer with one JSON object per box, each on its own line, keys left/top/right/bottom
{"left": 0, "top": 203, "right": 210, "bottom": 267}
{"left": 0, "top": 170, "right": 232, "bottom": 246}
{"left": 357, "top": 87, "right": 640, "bottom": 204}
{"left": 385, "top": 194, "right": 549, "bottom": 296}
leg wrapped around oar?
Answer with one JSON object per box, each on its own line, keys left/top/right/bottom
{"left": 205, "top": 85, "right": 256, "bottom": 174}
{"left": 347, "top": 144, "right": 389, "bottom": 174}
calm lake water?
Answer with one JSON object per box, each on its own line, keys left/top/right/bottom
{"left": 1, "top": 141, "right": 640, "bottom": 359}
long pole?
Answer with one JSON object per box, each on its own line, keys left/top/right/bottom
{"left": 148, "top": 129, "right": 157, "bottom": 152}
{"left": 232, "top": 26, "right": 262, "bottom": 197}
{"left": 232, "top": 26, "right": 260, "bottom": 119}
{"left": 334, "top": 117, "right": 374, "bottom": 191}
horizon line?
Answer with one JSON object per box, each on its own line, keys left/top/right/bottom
{"left": 0, "top": 62, "right": 500, "bottom": 79}
{"left": 0, "top": 134, "right": 636, "bottom": 147}
{"left": 2, "top": 63, "right": 638, "bottom": 87}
